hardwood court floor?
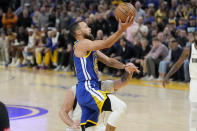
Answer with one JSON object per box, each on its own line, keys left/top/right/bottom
{"left": 0, "top": 67, "right": 189, "bottom": 131}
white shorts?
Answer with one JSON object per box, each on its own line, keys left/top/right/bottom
{"left": 189, "top": 79, "right": 197, "bottom": 102}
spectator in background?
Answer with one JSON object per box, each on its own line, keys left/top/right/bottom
{"left": 157, "top": 32, "right": 168, "bottom": 47}
{"left": 143, "top": 38, "right": 168, "bottom": 80}
{"left": 22, "top": 28, "right": 36, "bottom": 66}
{"left": 38, "top": 6, "right": 49, "bottom": 29}
{"left": 170, "top": 0, "right": 178, "bottom": 10}
{"left": 59, "top": 8, "right": 72, "bottom": 30}
{"left": 144, "top": 8, "right": 154, "bottom": 24}
{"left": 130, "top": 36, "right": 148, "bottom": 78}
{"left": 169, "top": 40, "right": 184, "bottom": 81}
{"left": 13, "top": 26, "right": 28, "bottom": 66}
{"left": 0, "top": 8, "right": 3, "bottom": 29}
{"left": 163, "top": 26, "right": 172, "bottom": 45}
{"left": 187, "top": 16, "right": 197, "bottom": 33}
{"left": 17, "top": 8, "right": 32, "bottom": 28}
{"left": 168, "top": 9, "right": 176, "bottom": 23}
{"left": 50, "top": 29, "right": 59, "bottom": 67}
{"left": 0, "top": 31, "right": 9, "bottom": 66}
{"left": 135, "top": 1, "right": 145, "bottom": 20}
{"left": 108, "top": 11, "right": 118, "bottom": 34}
{"left": 176, "top": 17, "right": 187, "bottom": 30}
{"left": 177, "top": 29, "right": 188, "bottom": 47}
{"left": 2, "top": 7, "right": 18, "bottom": 32}
{"left": 94, "top": 13, "right": 110, "bottom": 36}
{"left": 54, "top": 29, "right": 68, "bottom": 71}
{"left": 139, "top": 38, "right": 151, "bottom": 77}
{"left": 154, "top": 2, "right": 167, "bottom": 30}
{"left": 168, "top": 20, "right": 177, "bottom": 37}
{"left": 133, "top": 16, "right": 148, "bottom": 38}
{"left": 157, "top": 37, "right": 174, "bottom": 81}
{"left": 7, "top": 28, "right": 16, "bottom": 66}
{"left": 32, "top": 11, "right": 40, "bottom": 27}
{"left": 95, "top": 30, "right": 103, "bottom": 40}
{"left": 182, "top": 2, "right": 193, "bottom": 20}
{"left": 113, "top": 37, "right": 136, "bottom": 76}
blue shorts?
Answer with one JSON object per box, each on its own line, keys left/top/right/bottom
{"left": 76, "top": 80, "right": 108, "bottom": 126}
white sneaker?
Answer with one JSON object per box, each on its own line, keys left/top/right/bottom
{"left": 147, "top": 75, "right": 156, "bottom": 81}
{"left": 156, "top": 76, "right": 163, "bottom": 81}
{"left": 9, "top": 58, "right": 16, "bottom": 66}
{"left": 54, "top": 66, "right": 61, "bottom": 71}
{"left": 63, "top": 66, "right": 71, "bottom": 72}
{"left": 141, "top": 75, "right": 150, "bottom": 81}
{"left": 14, "top": 59, "right": 21, "bottom": 66}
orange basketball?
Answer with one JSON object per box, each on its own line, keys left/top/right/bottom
{"left": 114, "top": 2, "right": 136, "bottom": 23}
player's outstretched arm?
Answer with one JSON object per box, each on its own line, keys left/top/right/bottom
{"left": 76, "top": 16, "right": 134, "bottom": 52}
{"left": 97, "top": 50, "right": 140, "bottom": 73}
{"left": 163, "top": 46, "right": 190, "bottom": 87}
{"left": 101, "top": 71, "right": 133, "bottom": 93}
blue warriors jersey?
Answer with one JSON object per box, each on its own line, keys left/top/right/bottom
{"left": 73, "top": 41, "right": 99, "bottom": 83}
{"left": 73, "top": 40, "right": 108, "bottom": 126}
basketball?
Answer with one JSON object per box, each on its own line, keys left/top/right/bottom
{"left": 114, "top": 2, "right": 136, "bottom": 23}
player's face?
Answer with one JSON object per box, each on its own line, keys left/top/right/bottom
{"left": 79, "top": 22, "right": 94, "bottom": 40}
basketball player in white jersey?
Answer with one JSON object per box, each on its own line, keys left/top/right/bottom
{"left": 163, "top": 32, "right": 197, "bottom": 131}
{"left": 59, "top": 71, "right": 133, "bottom": 131}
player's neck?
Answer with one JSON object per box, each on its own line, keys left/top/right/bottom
{"left": 76, "top": 35, "right": 84, "bottom": 41}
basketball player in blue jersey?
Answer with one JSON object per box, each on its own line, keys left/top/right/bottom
{"left": 69, "top": 16, "right": 138, "bottom": 131}
{"left": 163, "top": 32, "right": 197, "bottom": 131}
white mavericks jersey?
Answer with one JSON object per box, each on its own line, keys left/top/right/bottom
{"left": 189, "top": 44, "right": 197, "bottom": 80}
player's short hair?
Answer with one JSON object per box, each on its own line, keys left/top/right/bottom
{"left": 69, "top": 21, "right": 82, "bottom": 38}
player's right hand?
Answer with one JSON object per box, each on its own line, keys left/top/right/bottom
{"left": 125, "top": 63, "right": 140, "bottom": 74}
{"left": 119, "top": 16, "right": 134, "bottom": 31}
{"left": 71, "top": 122, "right": 80, "bottom": 129}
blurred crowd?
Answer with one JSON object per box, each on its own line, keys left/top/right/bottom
{"left": 0, "top": 0, "right": 196, "bottom": 82}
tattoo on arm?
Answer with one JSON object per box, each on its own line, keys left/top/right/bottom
{"left": 121, "top": 72, "right": 130, "bottom": 82}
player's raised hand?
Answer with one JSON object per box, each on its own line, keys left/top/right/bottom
{"left": 125, "top": 63, "right": 140, "bottom": 74}
{"left": 119, "top": 16, "right": 134, "bottom": 31}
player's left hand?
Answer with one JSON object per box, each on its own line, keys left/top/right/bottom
{"left": 125, "top": 63, "right": 140, "bottom": 74}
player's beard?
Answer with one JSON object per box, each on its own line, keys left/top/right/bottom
{"left": 83, "top": 33, "right": 94, "bottom": 41}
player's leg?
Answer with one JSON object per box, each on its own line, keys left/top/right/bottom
{"left": 102, "top": 95, "right": 127, "bottom": 131}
